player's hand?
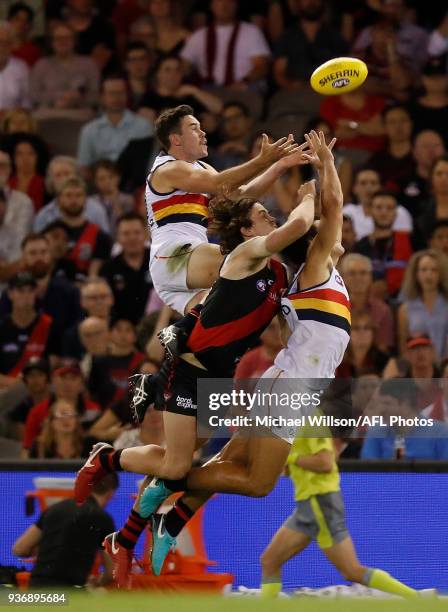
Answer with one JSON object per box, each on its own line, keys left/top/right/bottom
{"left": 278, "top": 141, "right": 311, "bottom": 169}
{"left": 257, "top": 133, "right": 300, "bottom": 165}
{"left": 297, "top": 179, "right": 316, "bottom": 202}
{"left": 302, "top": 130, "right": 336, "bottom": 169}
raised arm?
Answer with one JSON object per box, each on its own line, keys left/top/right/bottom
{"left": 153, "top": 135, "right": 300, "bottom": 195}
{"left": 303, "top": 131, "right": 343, "bottom": 262}
{"left": 236, "top": 142, "right": 310, "bottom": 199}
{"left": 232, "top": 180, "right": 316, "bottom": 262}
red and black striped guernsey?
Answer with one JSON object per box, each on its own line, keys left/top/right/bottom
{"left": 187, "top": 258, "right": 287, "bottom": 376}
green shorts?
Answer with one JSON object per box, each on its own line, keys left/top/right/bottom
{"left": 283, "top": 491, "right": 348, "bottom": 549}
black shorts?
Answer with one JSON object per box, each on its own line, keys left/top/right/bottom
{"left": 156, "top": 359, "right": 214, "bottom": 418}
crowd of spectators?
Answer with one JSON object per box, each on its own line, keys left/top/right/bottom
{"left": 1, "top": 0, "right": 448, "bottom": 461}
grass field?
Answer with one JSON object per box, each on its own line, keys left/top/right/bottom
{"left": 29, "top": 592, "right": 448, "bottom": 612}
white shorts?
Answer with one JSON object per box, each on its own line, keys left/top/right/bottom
{"left": 149, "top": 236, "right": 206, "bottom": 315}
{"left": 255, "top": 365, "right": 322, "bottom": 444}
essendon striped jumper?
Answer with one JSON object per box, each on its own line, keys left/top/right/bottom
{"left": 145, "top": 153, "right": 210, "bottom": 245}
{"left": 187, "top": 259, "right": 288, "bottom": 377}
{"left": 275, "top": 266, "right": 351, "bottom": 378}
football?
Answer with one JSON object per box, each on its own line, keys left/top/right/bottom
{"left": 310, "top": 57, "right": 368, "bottom": 95}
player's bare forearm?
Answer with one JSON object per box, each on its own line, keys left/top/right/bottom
{"left": 237, "top": 161, "right": 286, "bottom": 199}
{"left": 264, "top": 194, "right": 315, "bottom": 254}
{"left": 320, "top": 158, "right": 343, "bottom": 214}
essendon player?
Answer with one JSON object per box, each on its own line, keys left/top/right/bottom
{"left": 74, "top": 182, "right": 316, "bottom": 586}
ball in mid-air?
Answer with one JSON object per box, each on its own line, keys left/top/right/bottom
{"left": 310, "top": 57, "right": 368, "bottom": 95}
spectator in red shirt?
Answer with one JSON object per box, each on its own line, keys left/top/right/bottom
{"left": 8, "top": 2, "right": 41, "bottom": 67}
{"left": 234, "top": 317, "right": 283, "bottom": 380}
{"left": 320, "top": 86, "right": 386, "bottom": 165}
{"left": 21, "top": 361, "right": 101, "bottom": 457}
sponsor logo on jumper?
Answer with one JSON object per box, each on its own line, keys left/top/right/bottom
{"left": 176, "top": 395, "right": 196, "bottom": 410}
{"left": 256, "top": 279, "right": 267, "bottom": 292}
{"left": 319, "top": 69, "right": 359, "bottom": 88}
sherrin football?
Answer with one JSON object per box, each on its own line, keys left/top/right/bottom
{"left": 310, "top": 57, "right": 368, "bottom": 95}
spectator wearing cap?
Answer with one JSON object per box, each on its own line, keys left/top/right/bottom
{"left": 77, "top": 75, "right": 153, "bottom": 174}
{"left": 99, "top": 213, "right": 151, "bottom": 324}
{"left": 181, "top": 0, "right": 271, "bottom": 89}
{"left": 0, "top": 273, "right": 59, "bottom": 390}
{"left": 46, "top": 176, "right": 111, "bottom": 280}
{"left": 34, "top": 156, "right": 109, "bottom": 234}
{"left": 354, "top": 190, "right": 413, "bottom": 300}
{"left": 40, "top": 221, "right": 78, "bottom": 283}
{"left": 21, "top": 360, "right": 101, "bottom": 457}
{"left": 422, "top": 358, "right": 448, "bottom": 423}
{"left": 0, "top": 151, "right": 33, "bottom": 283}
{"left": 8, "top": 357, "right": 51, "bottom": 440}
{"left": 414, "top": 155, "right": 448, "bottom": 248}
{"left": 343, "top": 167, "right": 412, "bottom": 241}
{"left": 397, "top": 249, "right": 448, "bottom": 359}
{"left": 367, "top": 105, "right": 415, "bottom": 191}
{"left": 88, "top": 318, "right": 145, "bottom": 409}
{"left": 340, "top": 254, "right": 395, "bottom": 353}
{"left": 0, "top": 234, "right": 82, "bottom": 336}
{"left": 30, "top": 21, "right": 99, "bottom": 118}
{"left": 409, "top": 55, "right": 448, "bottom": 148}
{"left": 0, "top": 20, "right": 30, "bottom": 110}
{"left": 361, "top": 378, "right": 448, "bottom": 460}
{"left": 13, "top": 473, "right": 116, "bottom": 588}
{"left": 429, "top": 220, "right": 448, "bottom": 257}
{"left": 399, "top": 130, "right": 445, "bottom": 217}
{"left": 383, "top": 334, "right": 441, "bottom": 411}
{"left": 62, "top": 278, "right": 114, "bottom": 361}
{"left": 8, "top": 2, "right": 41, "bottom": 68}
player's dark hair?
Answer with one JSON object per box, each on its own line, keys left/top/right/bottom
{"left": 208, "top": 196, "right": 258, "bottom": 254}
{"left": 281, "top": 225, "right": 317, "bottom": 268}
{"left": 92, "top": 472, "right": 119, "bottom": 495}
{"left": 155, "top": 104, "right": 195, "bottom": 151}
{"left": 116, "top": 211, "right": 146, "bottom": 228}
